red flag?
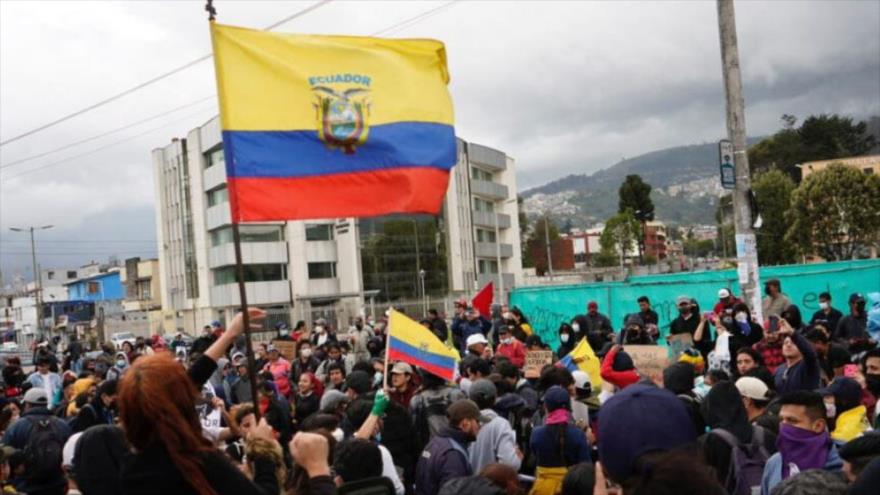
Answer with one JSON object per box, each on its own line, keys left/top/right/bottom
{"left": 472, "top": 282, "right": 493, "bottom": 317}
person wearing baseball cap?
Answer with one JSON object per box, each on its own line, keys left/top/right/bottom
{"left": 834, "top": 293, "right": 870, "bottom": 349}
{"left": 818, "top": 377, "right": 871, "bottom": 443}
{"left": 572, "top": 301, "right": 613, "bottom": 353}
{"left": 529, "top": 386, "right": 590, "bottom": 494}
{"left": 2, "top": 387, "right": 72, "bottom": 494}
{"left": 735, "top": 376, "right": 773, "bottom": 426}
{"left": 713, "top": 288, "right": 742, "bottom": 320}
{"left": 388, "top": 361, "right": 418, "bottom": 409}
{"left": 414, "top": 399, "right": 484, "bottom": 495}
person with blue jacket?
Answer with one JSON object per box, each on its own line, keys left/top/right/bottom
{"left": 26, "top": 356, "right": 62, "bottom": 410}
{"left": 529, "top": 386, "right": 591, "bottom": 495}
{"left": 774, "top": 327, "right": 821, "bottom": 395}
{"left": 761, "top": 391, "right": 843, "bottom": 495}
{"left": 414, "top": 399, "right": 483, "bottom": 495}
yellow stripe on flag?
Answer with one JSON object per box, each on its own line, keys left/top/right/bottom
{"left": 570, "top": 338, "right": 603, "bottom": 388}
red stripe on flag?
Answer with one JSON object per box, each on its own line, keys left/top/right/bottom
{"left": 228, "top": 167, "right": 450, "bottom": 222}
{"left": 388, "top": 348, "right": 455, "bottom": 381}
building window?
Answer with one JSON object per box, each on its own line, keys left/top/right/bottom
{"left": 478, "top": 259, "right": 498, "bottom": 274}
{"left": 210, "top": 225, "right": 284, "bottom": 246}
{"left": 213, "top": 264, "right": 287, "bottom": 285}
{"left": 473, "top": 198, "right": 495, "bottom": 213}
{"left": 305, "top": 224, "right": 334, "bottom": 241}
{"left": 206, "top": 186, "right": 229, "bottom": 207}
{"left": 308, "top": 262, "right": 336, "bottom": 279}
{"left": 476, "top": 229, "right": 496, "bottom": 243}
{"left": 205, "top": 147, "right": 225, "bottom": 169}
{"left": 67, "top": 271, "right": 77, "bottom": 279}
{"left": 47, "top": 271, "right": 55, "bottom": 280}
{"left": 87, "top": 281, "right": 100, "bottom": 294}
{"left": 470, "top": 167, "right": 493, "bottom": 182}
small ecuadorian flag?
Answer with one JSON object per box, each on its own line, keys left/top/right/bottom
{"left": 558, "top": 337, "right": 603, "bottom": 388}
{"left": 387, "top": 309, "right": 459, "bottom": 381}
{"left": 210, "top": 23, "right": 456, "bottom": 222}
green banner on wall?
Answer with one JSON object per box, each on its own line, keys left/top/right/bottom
{"left": 510, "top": 259, "right": 880, "bottom": 350}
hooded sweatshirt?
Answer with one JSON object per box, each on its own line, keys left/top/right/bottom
{"left": 468, "top": 408, "right": 521, "bottom": 473}
{"left": 701, "top": 381, "right": 777, "bottom": 491}
{"left": 663, "top": 362, "right": 705, "bottom": 436}
{"left": 105, "top": 352, "right": 129, "bottom": 382}
{"left": 73, "top": 425, "right": 128, "bottom": 495}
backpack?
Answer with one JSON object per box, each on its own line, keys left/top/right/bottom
{"left": 23, "top": 416, "right": 64, "bottom": 484}
{"left": 415, "top": 390, "right": 453, "bottom": 447}
{"left": 711, "top": 426, "right": 770, "bottom": 495}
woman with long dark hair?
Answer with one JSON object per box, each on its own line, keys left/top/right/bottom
{"left": 119, "top": 308, "right": 285, "bottom": 495}
{"left": 528, "top": 386, "right": 590, "bottom": 495}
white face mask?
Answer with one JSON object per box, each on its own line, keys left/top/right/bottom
{"left": 502, "top": 312, "right": 513, "bottom": 320}
{"left": 560, "top": 334, "right": 570, "bottom": 343}
{"left": 571, "top": 323, "right": 580, "bottom": 333}
{"left": 735, "top": 312, "right": 748, "bottom": 323}
{"left": 819, "top": 302, "right": 829, "bottom": 310}
{"left": 825, "top": 401, "right": 836, "bottom": 418}
{"left": 316, "top": 326, "right": 326, "bottom": 334}
{"left": 301, "top": 348, "right": 312, "bottom": 358}
{"left": 373, "top": 371, "right": 383, "bottom": 385}
{"left": 501, "top": 337, "right": 512, "bottom": 345}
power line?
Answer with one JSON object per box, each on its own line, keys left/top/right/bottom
{"left": 0, "top": 96, "right": 216, "bottom": 170}
{"left": 0, "top": 106, "right": 216, "bottom": 182}
{"left": 0, "top": 0, "right": 334, "bottom": 148}
{"left": 371, "top": 0, "right": 459, "bottom": 37}
{"left": 0, "top": 0, "right": 460, "bottom": 180}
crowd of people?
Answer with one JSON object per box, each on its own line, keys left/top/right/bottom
{"left": 0, "top": 278, "right": 877, "bottom": 495}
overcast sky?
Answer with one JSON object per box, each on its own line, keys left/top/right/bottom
{"left": 1, "top": 0, "right": 878, "bottom": 280}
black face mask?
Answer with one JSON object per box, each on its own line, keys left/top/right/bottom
{"left": 678, "top": 308, "right": 691, "bottom": 316}
{"left": 865, "top": 374, "right": 880, "bottom": 396}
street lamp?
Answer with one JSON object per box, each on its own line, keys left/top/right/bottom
{"left": 9, "top": 225, "right": 54, "bottom": 338}
{"left": 418, "top": 269, "right": 427, "bottom": 316}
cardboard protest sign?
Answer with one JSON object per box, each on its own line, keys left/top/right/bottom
{"left": 271, "top": 340, "right": 298, "bottom": 360}
{"left": 524, "top": 350, "right": 554, "bottom": 378}
{"left": 625, "top": 345, "right": 668, "bottom": 385}
{"left": 666, "top": 333, "right": 694, "bottom": 362}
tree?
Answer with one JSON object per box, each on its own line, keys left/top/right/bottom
{"left": 786, "top": 164, "right": 880, "bottom": 260}
{"left": 752, "top": 168, "right": 796, "bottom": 265}
{"left": 749, "top": 114, "right": 876, "bottom": 181}
{"left": 715, "top": 194, "right": 735, "bottom": 258}
{"left": 600, "top": 209, "right": 641, "bottom": 269}
{"left": 618, "top": 174, "right": 654, "bottom": 263}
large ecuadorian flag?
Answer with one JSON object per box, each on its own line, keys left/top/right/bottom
{"left": 210, "top": 23, "right": 456, "bottom": 222}
{"left": 388, "top": 309, "right": 459, "bottom": 381}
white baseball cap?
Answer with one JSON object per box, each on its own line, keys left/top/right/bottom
{"left": 466, "top": 333, "right": 489, "bottom": 348}
{"left": 572, "top": 370, "right": 591, "bottom": 390}
{"left": 735, "top": 376, "right": 770, "bottom": 401}
{"left": 718, "top": 288, "right": 731, "bottom": 299}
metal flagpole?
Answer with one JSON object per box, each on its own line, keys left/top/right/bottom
{"left": 383, "top": 308, "right": 393, "bottom": 391}
{"left": 232, "top": 222, "right": 262, "bottom": 422}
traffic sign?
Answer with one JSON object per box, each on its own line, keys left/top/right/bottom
{"left": 719, "top": 139, "right": 735, "bottom": 189}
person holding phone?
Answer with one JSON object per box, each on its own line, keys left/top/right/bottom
{"left": 774, "top": 325, "right": 822, "bottom": 395}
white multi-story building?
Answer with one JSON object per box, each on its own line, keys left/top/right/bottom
{"left": 152, "top": 117, "right": 522, "bottom": 333}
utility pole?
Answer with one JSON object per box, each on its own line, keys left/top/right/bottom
{"left": 717, "top": 0, "right": 762, "bottom": 321}
{"left": 543, "top": 214, "right": 554, "bottom": 278}
{"left": 9, "top": 225, "right": 53, "bottom": 338}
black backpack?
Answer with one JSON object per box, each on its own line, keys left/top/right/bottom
{"left": 23, "top": 416, "right": 64, "bottom": 484}
{"left": 414, "top": 390, "right": 452, "bottom": 448}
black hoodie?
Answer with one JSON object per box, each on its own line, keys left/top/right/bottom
{"left": 73, "top": 425, "right": 128, "bottom": 495}
{"left": 700, "top": 382, "right": 776, "bottom": 489}
{"left": 663, "top": 362, "right": 705, "bottom": 436}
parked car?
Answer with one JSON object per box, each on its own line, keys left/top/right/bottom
{"left": 111, "top": 332, "right": 136, "bottom": 350}
{"left": 0, "top": 341, "right": 19, "bottom": 352}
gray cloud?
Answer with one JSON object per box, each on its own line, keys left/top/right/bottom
{"left": 1, "top": 1, "right": 878, "bottom": 277}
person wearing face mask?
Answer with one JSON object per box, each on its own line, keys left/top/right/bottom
{"left": 760, "top": 391, "right": 843, "bottom": 495}
{"left": 572, "top": 301, "right": 613, "bottom": 353}
{"left": 861, "top": 349, "right": 880, "bottom": 422}
{"left": 556, "top": 323, "right": 576, "bottom": 359}
{"left": 494, "top": 326, "right": 525, "bottom": 368}
{"left": 104, "top": 352, "right": 130, "bottom": 382}
{"left": 310, "top": 318, "right": 337, "bottom": 348}
{"left": 292, "top": 340, "right": 320, "bottom": 385}
{"left": 618, "top": 314, "right": 653, "bottom": 345}
{"left": 810, "top": 292, "right": 844, "bottom": 332}
{"left": 774, "top": 327, "right": 821, "bottom": 395}
{"left": 762, "top": 279, "right": 791, "bottom": 319}
{"left": 415, "top": 399, "right": 485, "bottom": 495}
{"left": 818, "top": 377, "right": 871, "bottom": 444}
{"left": 725, "top": 303, "right": 764, "bottom": 354}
